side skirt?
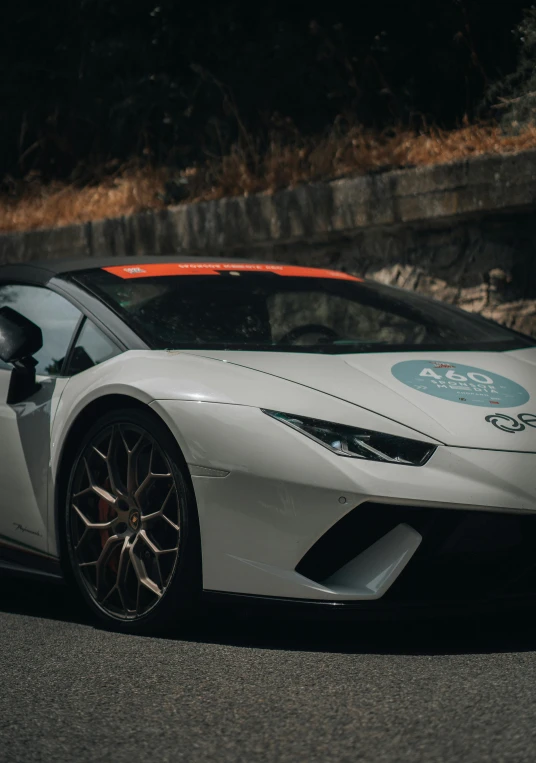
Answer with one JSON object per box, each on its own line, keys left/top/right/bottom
{"left": 0, "top": 538, "right": 64, "bottom": 583}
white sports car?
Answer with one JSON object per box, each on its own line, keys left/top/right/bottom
{"left": 0, "top": 256, "right": 535, "bottom": 632}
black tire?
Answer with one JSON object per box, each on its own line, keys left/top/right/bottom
{"left": 63, "top": 407, "right": 201, "bottom": 635}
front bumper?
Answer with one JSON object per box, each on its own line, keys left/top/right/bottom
{"left": 152, "top": 400, "right": 536, "bottom": 606}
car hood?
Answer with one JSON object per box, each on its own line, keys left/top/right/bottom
{"left": 187, "top": 347, "right": 536, "bottom": 450}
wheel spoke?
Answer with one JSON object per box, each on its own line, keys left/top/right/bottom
{"left": 142, "top": 485, "right": 178, "bottom": 525}
{"left": 79, "top": 455, "right": 119, "bottom": 506}
{"left": 92, "top": 444, "right": 107, "bottom": 461}
{"left": 73, "top": 486, "right": 92, "bottom": 500}
{"left": 83, "top": 457, "right": 95, "bottom": 486}
{"left": 116, "top": 537, "right": 131, "bottom": 578}
{"left": 134, "top": 472, "right": 151, "bottom": 502}
{"left": 91, "top": 484, "right": 117, "bottom": 506}
{"left": 115, "top": 538, "right": 134, "bottom": 615}
{"left": 147, "top": 442, "right": 155, "bottom": 478}
{"left": 73, "top": 503, "right": 116, "bottom": 551}
{"left": 73, "top": 504, "right": 115, "bottom": 530}
{"left": 134, "top": 471, "right": 172, "bottom": 504}
{"left": 162, "top": 514, "right": 180, "bottom": 532}
{"left": 129, "top": 543, "right": 162, "bottom": 598}
{"left": 100, "top": 584, "right": 118, "bottom": 606}
{"left": 95, "top": 534, "right": 122, "bottom": 598}
{"left": 123, "top": 432, "right": 145, "bottom": 495}
{"left": 138, "top": 529, "right": 178, "bottom": 555}
{"left": 119, "top": 428, "right": 131, "bottom": 456}
{"left": 106, "top": 426, "right": 124, "bottom": 497}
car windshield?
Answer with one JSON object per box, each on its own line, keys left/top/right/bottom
{"left": 72, "top": 264, "right": 535, "bottom": 354}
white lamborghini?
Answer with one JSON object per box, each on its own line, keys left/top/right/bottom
{"left": 0, "top": 256, "right": 535, "bottom": 632}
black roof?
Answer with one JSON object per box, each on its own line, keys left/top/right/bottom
{"left": 0, "top": 255, "right": 278, "bottom": 285}
{"left": 1, "top": 254, "right": 265, "bottom": 275}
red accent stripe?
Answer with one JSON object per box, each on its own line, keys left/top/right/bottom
{"left": 102, "top": 263, "right": 362, "bottom": 281}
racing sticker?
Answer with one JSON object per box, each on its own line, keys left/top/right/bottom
{"left": 103, "top": 263, "right": 363, "bottom": 281}
{"left": 391, "top": 360, "right": 530, "bottom": 408}
{"left": 485, "top": 412, "right": 536, "bottom": 433}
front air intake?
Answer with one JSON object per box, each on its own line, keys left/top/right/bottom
{"left": 296, "top": 503, "right": 536, "bottom": 605}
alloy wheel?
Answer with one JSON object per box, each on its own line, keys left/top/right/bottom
{"left": 69, "top": 422, "right": 181, "bottom": 621}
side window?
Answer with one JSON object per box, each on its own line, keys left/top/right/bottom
{"left": 0, "top": 284, "right": 81, "bottom": 375}
{"left": 67, "top": 319, "right": 122, "bottom": 375}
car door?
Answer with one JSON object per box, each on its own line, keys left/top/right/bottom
{"left": 0, "top": 283, "right": 82, "bottom": 558}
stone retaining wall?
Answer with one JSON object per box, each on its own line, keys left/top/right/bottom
{"left": 1, "top": 150, "right": 536, "bottom": 335}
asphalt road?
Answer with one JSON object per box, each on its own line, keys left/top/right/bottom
{"left": 1, "top": 579, "right": 536, "bottom": 763}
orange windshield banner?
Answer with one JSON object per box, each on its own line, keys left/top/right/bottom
{"left": 102, "top": 263, "right": 362, "bottom": 281}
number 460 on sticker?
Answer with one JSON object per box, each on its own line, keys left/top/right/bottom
{"left": 419, "top": 368, "right": 494, "bottom": 385}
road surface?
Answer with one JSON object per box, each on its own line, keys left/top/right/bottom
{"left": 1, "top": 577, "right": 536, "bottom": 762}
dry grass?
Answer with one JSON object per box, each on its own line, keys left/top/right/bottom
{"left": 190, "top": 122, "right": 536, "bottom": 201}
{"left": 3, "top": 122, "right": 536, "bottom": 233}
{"left": 0, "top": 166, "right": 167, "bottom": 234}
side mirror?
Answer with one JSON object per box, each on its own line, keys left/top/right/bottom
{"left": 0, "top": 306, "right": 43, "bottom": 364}
{"left": 0, "top": 307, "right": 43, "bottom": 403}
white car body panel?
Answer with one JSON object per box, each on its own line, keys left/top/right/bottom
{"left": 182, "top": 347, "right": 536, "bottom": 449}
{"left": 0, "top": 368, "right": 68, "bottom": 556}
{"left": 7, "top": 343, "right": 536, "bottom": 602}
{"left": 150, "top": 399, "right": 536, "bottom": 599}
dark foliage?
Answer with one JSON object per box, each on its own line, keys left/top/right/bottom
{"left": 0, "top": 1, "right": 529, "bottom": 180}
{"left": 483, "top": 6, "right": 536, "bottom": 131}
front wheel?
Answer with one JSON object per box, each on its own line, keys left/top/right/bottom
{"left": 64, "top": 408, "right": 201, "bottom": 634}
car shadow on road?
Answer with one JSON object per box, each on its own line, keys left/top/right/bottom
{"left": 1, "top": 574, "right": 535, "bottom": 656}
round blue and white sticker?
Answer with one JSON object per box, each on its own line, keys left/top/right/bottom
{"left": 391, "top": 360, "right": 530, "bottom": 408}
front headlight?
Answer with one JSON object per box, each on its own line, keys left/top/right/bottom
{"left": 262, "top": 410, "right": 436, "bottom": 466}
